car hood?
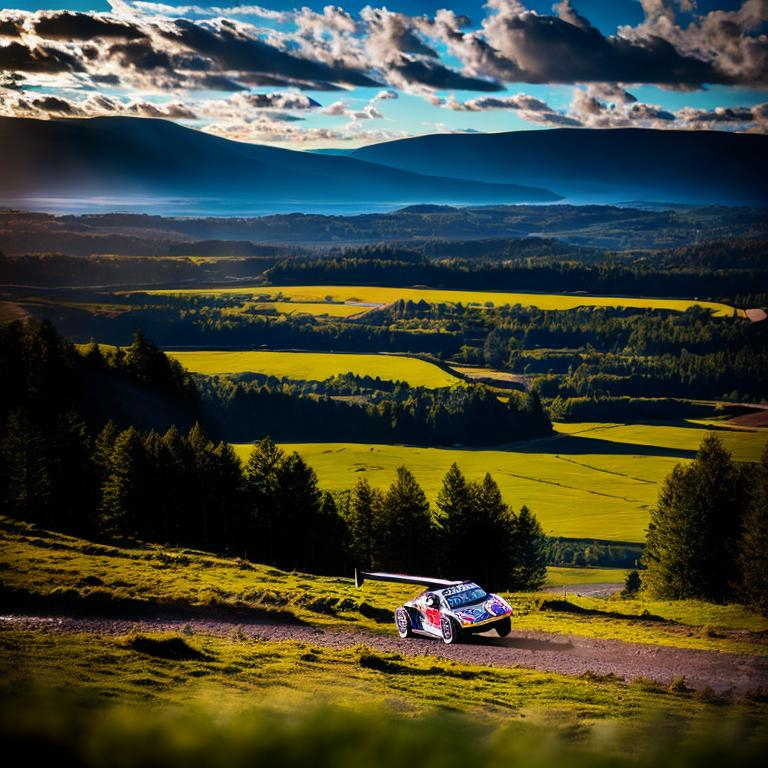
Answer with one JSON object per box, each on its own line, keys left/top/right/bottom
{"left": 452, "top": 595, "right": 511, "bottom": 626}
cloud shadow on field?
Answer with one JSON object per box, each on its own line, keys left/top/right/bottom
{"left": 512, "top": 433, "right": 696, "bottom": 459}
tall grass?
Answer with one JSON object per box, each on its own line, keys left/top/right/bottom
{"left": 2, "top": 688, "right": 767, "bottom": 768}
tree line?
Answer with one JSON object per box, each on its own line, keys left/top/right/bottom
{"left": 0, "top": 318, "right": 547, "bottom": 588}
{"left": 642, "top": 434, "right": 768, "bottom": 614}
{"left": 199, "top": 375, "right": 551, "bottom": 445}
{"left": 1, "top": 417, "right": 547, "bottom": 590}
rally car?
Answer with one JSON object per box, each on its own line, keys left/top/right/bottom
{"left": 355, "top": 569, "right": 513, "bottom": 644}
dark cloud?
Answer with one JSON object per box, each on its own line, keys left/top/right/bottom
{"left": 483, "top": 9, "right": 727, "bottom": 87}
{"left": 390, "top": 58, "right": 502, "bottom": 92}
{"left": 198, "top": 74, "right": 246, "bottom": 91}
{"left": 163, "top": 19, "right": 380, "bottom": 89}
{"left": 29, "top": 95, "right": 78, "bottom": 114}
{"left": 0, "top": 15, "right": 23, "bottom": 37}
{"left": 34, "top": 12, "right": 147, "bottom": 40}
{"left": 108, "top": 40, "right": 175, "bottom": 71}
{"left": 243, "top": 93, "right": 321, "bottom": 109}
{"left": 0, "top": 41, "right": 85, "bottom": 74}
{"left": 127, "top": 101, "right": 197, "bottom": 119}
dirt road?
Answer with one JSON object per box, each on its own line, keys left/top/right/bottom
{"left": 4, "top": 612, "right": 766, "bottom": 696}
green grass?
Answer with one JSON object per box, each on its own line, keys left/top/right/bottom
{"left": 144, "top": 285, "right": 736, "bottom": 316}
{"left": 233, "top": 421, "right": 768, "bottom": 543}
{"left": 545, "top": 567, "right": 630, "bottom": 587}
{"left": 166, "top": 350, "right": 460, "bottom": 388}
{"left": 3, "top": 516, "right": 767, "bottom": 656}
{"left": 0, "top": 627, "right": 756, "bottom": 728}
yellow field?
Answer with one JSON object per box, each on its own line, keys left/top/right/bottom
{"left": 167, "top": 350, "right": 460, "bottom": 388}
{"left": 233, "top": 422, "right": 768, "bottom": 542}
{"left": 145, "top": 284, "right": 736, "bottom": 316}
{"left": 250, "top": 301, "right": 367, "bottom": 318}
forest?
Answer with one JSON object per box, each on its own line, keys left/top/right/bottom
{"left": 0, "top": 319, "right": 547, "bottom": 589}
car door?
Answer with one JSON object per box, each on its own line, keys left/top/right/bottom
{"left": 419, "top": 592, "right": 442, "bottom": 636}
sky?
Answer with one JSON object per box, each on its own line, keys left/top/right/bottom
{"left": 0, "top": 1, "right": 766, "bottom": 148}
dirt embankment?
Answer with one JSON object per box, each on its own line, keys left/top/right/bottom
{"left": 3, "top": 612, "right": 766, "bottom": 696}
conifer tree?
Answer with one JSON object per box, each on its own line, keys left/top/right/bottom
{"left": 509, "top": 505, "right": 547, "bottom": 591}
{"left": 0, "top": 408, "right": 52, "bottom": 521}
{"left": 346, "top": 477, "right": 384, "bottom": 569}
{"left": 740, "top": 445, "right": 768, "bottom": 614}
{"left": 436, "top": 463, "right": 474, "bottom": 578}
{"left": 99, "top": 426, "right": 146, "bottom": 538}
{"left": 644, "top": 434, "right": 743, "bottom": 600}
{"left": 474, "top": 472, "right": 516, "bottom": 590}
{"left": 379, "top": 466, "right": 435, "bottom": 572}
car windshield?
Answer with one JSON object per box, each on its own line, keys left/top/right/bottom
{"left": 443, "top": 587, "right": 488, "bottom": 609}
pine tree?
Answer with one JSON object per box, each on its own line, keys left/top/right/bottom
{"left": 49, "top": 411, "right": 97, "bottom": 535}
{"left": 643, "top": 434, "right": 743, "bottom": 600}
{"left": 509, "top": 505, "right": 547, "bottom": 591}
{"left": 99, "top": 426, "right": 147, "bottom": 538}
{"left": 739, "top": 445, "right": 768, "bottom": 614}
{"left": 474, "top": 472, "right": 516, "bottom": 590}
{"left": 436, "top": 463, "right": 474, "bottom": 579}
{"left": 346, "top": 477, "right": 384, "bottom": 569}
{"left": 243, "top": 437, "right": 285, "bottom": 564}
{"left": 0, "top": 408, "right": 53, "bottom": 522}
{"left": 379, "top": 466, "right": 435, "bottom": 572}
{"left": 273, "top": 452, "right": 324, "bottom": 571}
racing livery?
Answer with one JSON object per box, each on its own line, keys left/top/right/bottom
{"left": 355, "top": 569, "right": 513, "bottom": 645}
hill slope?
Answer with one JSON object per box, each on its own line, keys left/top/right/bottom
{"left": 351, "top": 128, "right": 768, "bottom": 205}
{"left": 0, "top": 116, "right": 559, "bottom": 206}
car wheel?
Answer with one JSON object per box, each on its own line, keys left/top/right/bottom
{"left": 440, "top": 616, "right": 461, "bottom": 644}
{"left": 495, "top": 616, "right": 512, "bottom": 637}
{"left": 395, "top": 607, "right": 413, "bottom": 638}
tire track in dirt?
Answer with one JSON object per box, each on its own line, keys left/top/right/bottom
{"left": 3, "top": 612, "right": 766, "bottom": 696}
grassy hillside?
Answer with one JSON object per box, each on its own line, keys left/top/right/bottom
{"left": 167, "top": 350, "right": 460, "bottom": 389}
{"left": 4, "top": 516, "right": 766, "bottom": 656}
{"left": 231, "top": 422, "right": 768, "bottom": 542}
{"left": 146, "top": 285, "right": 736, "bottom": 317}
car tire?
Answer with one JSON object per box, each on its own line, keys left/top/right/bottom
{"left": 440, "top": 616, "right": 461, "bottom": 644}
{"left": 395, "top": 607, "right": 414, "bottom": 638}
{"left": 495, "top": 616, "right": 512, "bottom": 637}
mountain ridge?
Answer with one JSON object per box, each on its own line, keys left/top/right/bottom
{"left": 0, "top": 116, "right": 560, "bottom": 207}
{"left": 351, "top": 128, "right": 768, "bottom": 205}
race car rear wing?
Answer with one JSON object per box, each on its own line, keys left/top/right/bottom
{"left": 355, "top": 569, "right": 462, "bottom": 590}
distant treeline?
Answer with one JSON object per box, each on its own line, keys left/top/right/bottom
{"left": 199, "top": 375, "right": 551, "bottom": 445}
{"left": 0, "top": 253, "right": 275, "bottom": 286}
{"left": 0, "top": 321, "right": 547, "bottom": 587}
{"left": 266, "top": 248, "right": 767, "bottom": 302}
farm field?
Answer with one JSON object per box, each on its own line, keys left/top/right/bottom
{"left": 167, "top": 350, "right": 460, "bottom": 388}
{"left": 231, "top": 422, "right": 768, "bottom": 542}
{"left": 145, "top": 284, "right": 737, "bottom": 316}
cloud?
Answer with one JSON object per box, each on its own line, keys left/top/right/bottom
{"left": 242, "top": 92, "right": 320, "bottom": 110}
{"left": 0, "top": 41, "right": 85, "bottom": 74}
{"left": 34, "top": 12, "right": 147, "bottom": 40}
{"left": 0, "top": 3, "right": 766, "bottom": 145}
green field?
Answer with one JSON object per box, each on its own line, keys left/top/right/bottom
{"left": 232, "top": 422, "right": 768, "bottom": 543}
{"left": 167, "top": 350, "right": 461, "bottom": 388}
{"left": 145, "top": 284, "right": 736, "bottom": 317}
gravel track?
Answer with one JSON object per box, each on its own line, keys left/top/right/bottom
{"left": 3, "top": 612, "right": 767, "bottom": 695}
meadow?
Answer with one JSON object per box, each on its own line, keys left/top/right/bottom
{"left": 231, "top": 422, "right": 768, "bottom": 543}
{"left": 145, "top": 284, "right": 736, "bottom": 317}
{"left": 3, "top": 515, "right": 768, "bottom": 656}
{"left": 167, "top": 350, "right": 460, "bottom": 388}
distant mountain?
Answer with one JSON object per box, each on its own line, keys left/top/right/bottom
{"left": 351, "top": 128, "right": 768, "bottom": 205}
{"left": 0, "top": 117, "right": 559, "bottom": 207}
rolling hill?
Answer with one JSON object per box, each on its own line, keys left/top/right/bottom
{"left": 351, "top": 128, "right": 768, "bottom": 205}
{"left": 0, "top": 116, "right": 559, "bottom": 206}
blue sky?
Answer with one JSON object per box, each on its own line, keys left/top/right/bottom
{"left": 1, "top": 1, "right": 766, "bottom": 147}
